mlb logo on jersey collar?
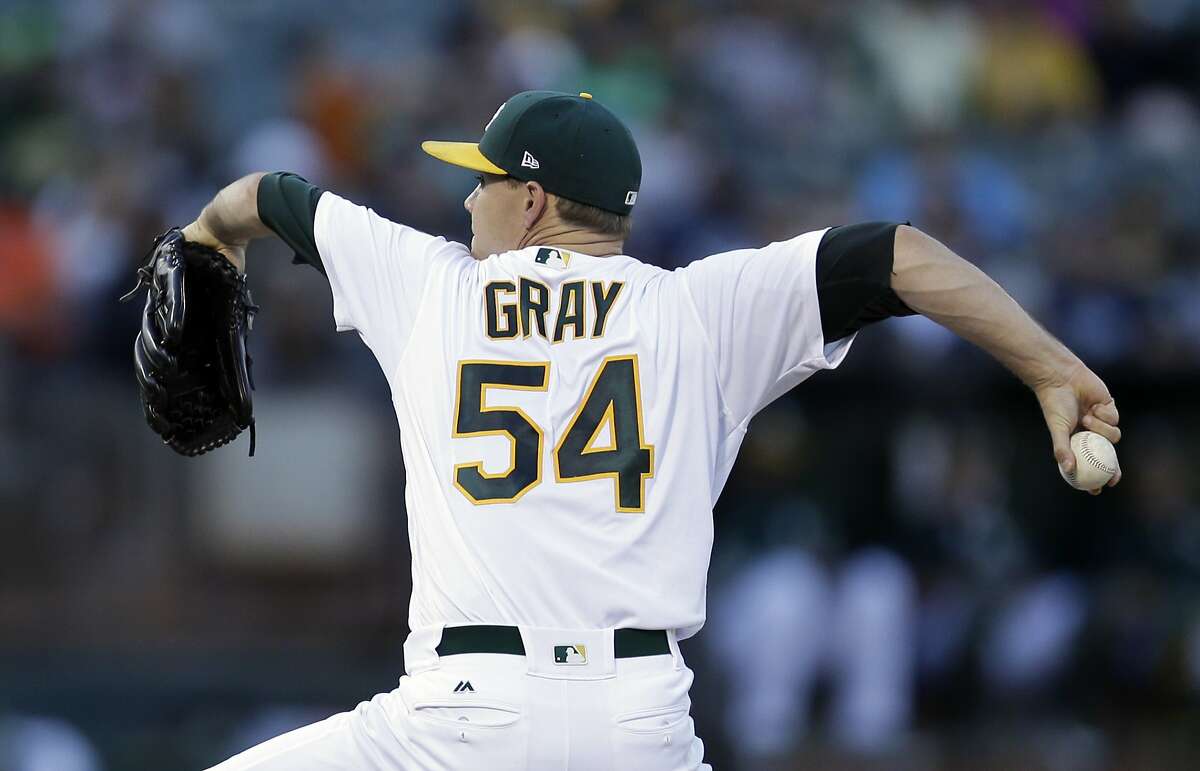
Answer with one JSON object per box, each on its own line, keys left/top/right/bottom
{"left": 553, "top": 644, "right": 587, "bottom": 665}
{"left": 533, "top": 247, "right": 573, "bottom": 268}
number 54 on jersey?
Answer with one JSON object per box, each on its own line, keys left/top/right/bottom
{"left": 451, "top": 355, "right": 654, "bottom": 513}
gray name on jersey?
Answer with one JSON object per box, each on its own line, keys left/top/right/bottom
{"left": 485, "top": 279, "right": 624, "bottom": 343}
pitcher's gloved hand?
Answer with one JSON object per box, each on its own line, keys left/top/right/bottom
{"left": 120, "top": 227, "right": 259, "bottom": 456}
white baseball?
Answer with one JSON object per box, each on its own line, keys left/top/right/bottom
{"left": 1059, "top": 431, "right": 1118, "bottom": 491}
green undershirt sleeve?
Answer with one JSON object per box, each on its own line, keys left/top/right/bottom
{"left": 257, "top": 171, "right": 326, "bottom": 274}
{"left": 815, "top": 221, "right": 916, "bottom": 343}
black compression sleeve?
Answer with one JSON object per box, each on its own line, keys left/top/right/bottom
{"left": 257, "top": 171, "right": 326, "bottom": 274}
{"left": 815, "top": 222, "right": 916, "bottom": 342}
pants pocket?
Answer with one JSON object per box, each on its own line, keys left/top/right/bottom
{"left": 613, "top": 702, "right": 705, "bottom": 769}
{"left": 409, "top": 700, "right": 521, "bottom": 729}
{"left": 615, "top": 703, "right": 692, "bottom": 734}
{"left": 397, "top": 675, "right": 528, "bottom": 770}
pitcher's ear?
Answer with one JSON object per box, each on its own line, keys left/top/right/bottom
{"left": 522, "top": 182, "right": 548, "bottom": 229}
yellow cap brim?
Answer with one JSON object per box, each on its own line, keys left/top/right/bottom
{"left": 420, "top": 141, "right": 507, "bottom": 175}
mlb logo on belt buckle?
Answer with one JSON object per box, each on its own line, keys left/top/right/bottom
{"left": 553, "top": 644, "right": 587, "bottom": 665}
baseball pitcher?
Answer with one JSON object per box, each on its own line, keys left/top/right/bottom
{"left": 153, "top": 91, "right": 1119, "bottom": 770}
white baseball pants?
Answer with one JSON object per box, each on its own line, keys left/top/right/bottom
{"left": 207, "top": 625, "right": 710, "bottom": 770}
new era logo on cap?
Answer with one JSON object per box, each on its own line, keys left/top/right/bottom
{"left": 521, "top": 151, "right": 540, "bottom": 170}
{"left": 625, "top": 191, "right": 637, "bottom": 206}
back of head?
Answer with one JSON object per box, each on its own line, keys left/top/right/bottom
{"left": 422, "top": 90, "right": 641, "bottom": 240}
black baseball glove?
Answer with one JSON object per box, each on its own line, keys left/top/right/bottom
{"left": 120, "top": 228, "right": 258, "bottom": 456}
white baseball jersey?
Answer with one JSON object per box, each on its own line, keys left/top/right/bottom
{"left": 311, "top": 192, "right": 853, "bottom": 640}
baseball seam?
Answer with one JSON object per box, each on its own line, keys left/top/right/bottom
{"left": 1078, "top": 435, "right": 1116, "bottom": 475}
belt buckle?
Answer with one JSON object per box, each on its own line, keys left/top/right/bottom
{"left": 552, "top": 643, "right": 588, "bottom": 665}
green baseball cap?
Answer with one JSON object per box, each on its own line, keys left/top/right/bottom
{"left": 422, "top": 90, "right": 641, "bottom": 215}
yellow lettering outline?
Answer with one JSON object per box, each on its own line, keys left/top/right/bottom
{"left": 452, "top": 360, "right": 550, "bottom": 505}
{"left": 552, "top": 280, "right": 587, "bottom": 345}
{"left": 484, "top": 281, "right": 518, "bottom": 340}
{"left": 518, "top": 278, "right": 550, "bottom": 340}
{"left": 552, "top": 354, "right": 655, "bottom": 514}
{"left": 581, "top": 401, "right": 617, "bottom": 454}
{"left": 589, "top": 281, "right": 624, "bottom": 338}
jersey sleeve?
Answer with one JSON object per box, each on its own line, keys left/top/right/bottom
{"left": 257, "top": 171, "right": 472, "bottom": 364}
{"left": 679, "top": 229, "right": 856, "bottom": 425}
{"left": 310, "top": 190, "right": 472, "bottom": 365}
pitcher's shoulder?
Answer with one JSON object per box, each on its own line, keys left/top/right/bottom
{"left": 609, "top": 254, "right": 673, "bottom": 283}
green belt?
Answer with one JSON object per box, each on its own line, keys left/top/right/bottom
{"left": 435, "top": 625, "right": 670, "bottom": 659}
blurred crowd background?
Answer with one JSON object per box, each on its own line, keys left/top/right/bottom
{"left": 2, "top": 0, "right": 1200, "bottom": 769}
